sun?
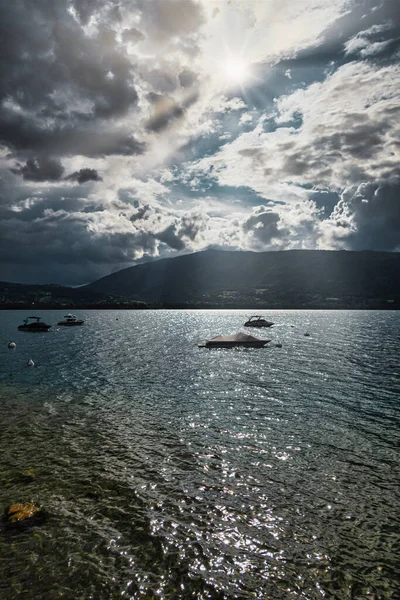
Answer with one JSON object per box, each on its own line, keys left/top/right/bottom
{"left": 222, "top": 57, "right": 250, "bottom": 86}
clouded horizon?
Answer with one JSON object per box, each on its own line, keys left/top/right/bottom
{"left": 1, "top": 0, "right": 399, "bottom": 285}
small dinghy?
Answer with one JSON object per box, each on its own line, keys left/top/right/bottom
{"left": 199, "top": 332, "right": 271, "bottom": 348}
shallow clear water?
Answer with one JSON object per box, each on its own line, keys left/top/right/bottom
{"left": 0, "top": 310, "right": 399, "bottom": 599}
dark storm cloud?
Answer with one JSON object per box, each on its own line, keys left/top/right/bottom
{"left": 145, "top": 97, "right": 185, "bottom": 132}
{"left": 0, "top": 1, "right": 142, "bottom": 159}
{"left": 1, "top": 112, "right": 145, "bottom": 157}
{"left": 157, "top": 214, "right": 208, "bottom": 251}
{"left": 0, "top": 169, "right": 208, "bottom": 284}
{"left": 70, "top": 0, "right": 100, "bottom": 26}
{"left": 0, "top": 215, "right": 157, "bottom": 286}
{"left": 145, "top": 90, "right": 199, "bottom": 133}
{"left": 146, "top": 69, "right": 178, "bottom": 93}
{"left": 10, "top": 157, "right": 65, "bottom": 182}
{"left": 68, "top": 0, "right": 205, "bottom": 43}
{"left": 0, "top": 174, "right": 103, "bottom": 221}
{"left": 0, "top": 0, "right": 208, "bottom": 163}
{"left": 310, "top": 190, "right": 340, "bottom": 217}
{"left": 122, "top": 27, "right": 145, "bottom": 45}
{"left": 130, "top": 208, "right": 150, "bottom": 223}
{"left": 242, "top": 208, "right": 289, "bottom": 245}
{"left": 0, "top": 188, "right": 155, "bottom": 285}
{"left": 140, "top": 0, "right": 205, "bottom": 43}
{"left": 157, "top": 224, "right": 187, "bottom": 251}
{"left": 66, "top": 168, "right": 103, "bottom": 184}
{"left": 0, "top": 0, "right": 207, "bottom": 286}
{"left": 179, "top": 69, "right": 198, "bottom": 88}
{"left": 2, "top": 0, "right": 399, "bottom": 288}
{"left": 279, "top": 116, "right": 392, "bottom": 179}
{"left": 331, "top": 179, "right": 400, "bottom": 251}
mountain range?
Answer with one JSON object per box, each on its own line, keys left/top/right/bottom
{"left": 86, "top": 249, "right": 400, "bottom": 309}
{"left": 1, "top": 250, "right": 399, "bottom": 309}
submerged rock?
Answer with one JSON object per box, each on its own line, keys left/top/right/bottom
{"left": 18, "top": 468, "right": 39, "bottom": 484}
{"left": 84, "top": 490, "right": 100, "bottom": 500}
{"left": 4, "top": 502, "right": 47, "bottom": 527}
{"left": 0, "top": 468, "right": 39, "bottom": 489}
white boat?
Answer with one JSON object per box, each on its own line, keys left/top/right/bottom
{"left": 57, "top": 314, "right": 84, "bottom": 326}
{"left": 199, "top": 332, "right": 271, "bottom": 348}
{"left": 244, "top": 315, "right": 274, "bottom": 328}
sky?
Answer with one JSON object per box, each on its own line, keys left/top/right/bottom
{"left": 0, "top": 0, "right": 399, "bottom": 285}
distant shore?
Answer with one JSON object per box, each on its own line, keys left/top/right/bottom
{"left": 1, "top": 302, "right": 399, "bottom": 310}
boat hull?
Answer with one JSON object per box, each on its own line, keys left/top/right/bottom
{"left": 244, "top": 322, "right": 273, "bottom": 328}
{"left": 203, "top": 340, "right": 270, "bottom": 348}
{"left": 18, "top": 325, "right": 52, "bottom": 332}
{"left": 57, "top": 321, "right": 84, "bottom": 326}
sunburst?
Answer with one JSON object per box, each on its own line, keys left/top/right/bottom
{"left": 221, "top": 56, "right": 250, "bottom": 86}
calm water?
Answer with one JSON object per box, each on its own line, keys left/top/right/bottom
{"left": 0, "top": 310, "right": 399, "bottom": 599}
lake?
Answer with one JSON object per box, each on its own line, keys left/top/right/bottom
{"left": 0, "top": 310, "right": 399, "bottom": 599}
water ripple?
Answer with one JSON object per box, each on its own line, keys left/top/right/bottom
{"left": 0, "top": 309, "right": 399, "bottom": 599}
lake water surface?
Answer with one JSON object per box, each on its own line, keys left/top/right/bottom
{"left": 0, "top": 310, "right": 399, "bottom": 599}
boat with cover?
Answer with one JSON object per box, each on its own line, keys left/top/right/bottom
{"left": 18, "top": 316, "right": 52, "bottom": 332}
{"left": 244, "top": 315, "right": 274, "bottom": 328}
{"left": 57, "top": 314, "right": 84, "bottom": 326}
{"left": 199, "top": 332, "right": 271, "bottom": 348}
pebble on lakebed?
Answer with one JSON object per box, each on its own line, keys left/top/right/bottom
{"left": 4, "top": 503, "right": 47, "bottom": 526}
{"left": 18, "top": 468, "right": 39, "bottom": 484}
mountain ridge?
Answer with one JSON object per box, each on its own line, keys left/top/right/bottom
{"left": 1, "top": 249, "right": 399, "bottom": 309}
{"left": 83, "top": 249, "right": 400, "bottom": 309}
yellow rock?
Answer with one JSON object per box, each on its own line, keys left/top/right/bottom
{"left": 6, "top": 503, "right": 41, "bottom": 522}
{"left": 21, "top": 468, "right": 39, "bottom": 478}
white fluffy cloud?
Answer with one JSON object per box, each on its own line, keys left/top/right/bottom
{"left": 190, "top": 60, "right": 400, "bottom": 192}
{"left": 344, "top": 24, "right": 394, "bottom": 57}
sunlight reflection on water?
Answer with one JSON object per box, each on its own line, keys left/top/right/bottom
{"left": 0, "top": 310, "right": 399, "bottom": 599}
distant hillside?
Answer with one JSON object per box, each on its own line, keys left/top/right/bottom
{"left": 0, "top": 281, "right": 146, "bottom": 309}
{"left": 83, "top": 249, "right": 400, "bottom": 309}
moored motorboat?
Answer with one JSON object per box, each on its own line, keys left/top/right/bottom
{"left": 244, "top": 315, "right": 274, "bottom": 328}
{"left": 18, "top": 316, "right": 52, "bottom": 332}
{"left": 199, "top": 332, "right": 271, "bottom": 348}
{"left": 57, "top": 314, "right": 84, "bottom": 326}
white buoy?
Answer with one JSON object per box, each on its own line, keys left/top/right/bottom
{"left": 27, "top": 359, "right": 34, "bottom": 367}
{"left": 8, "top": 342, "right": 16, "bottom": 348}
